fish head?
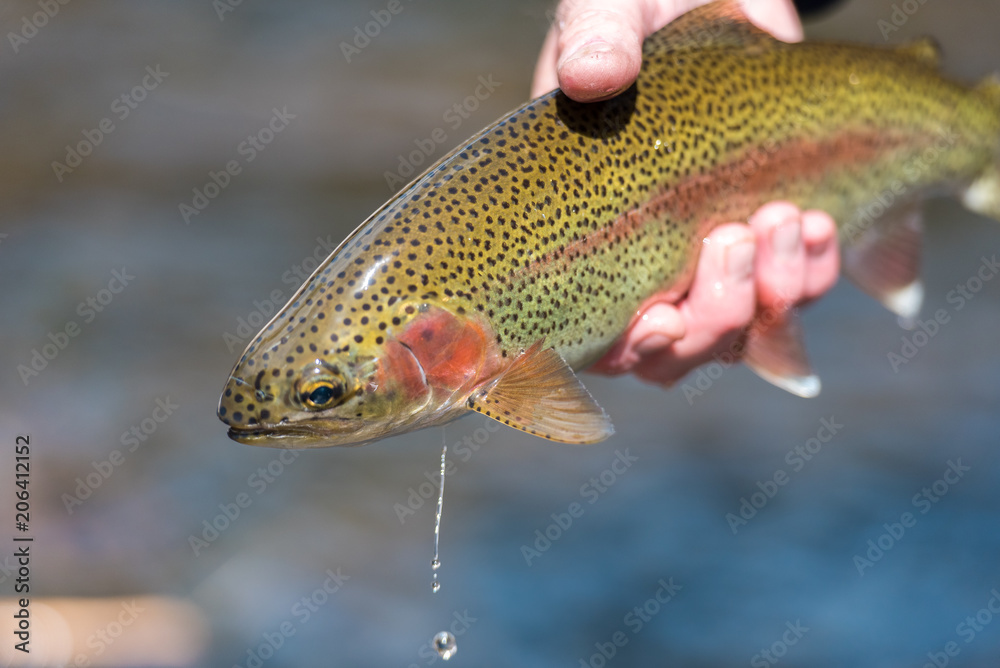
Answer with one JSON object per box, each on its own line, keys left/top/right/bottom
{"left": 216, "top": 294, "right": 452, "bottom": 448}
{"left": 218, "top": 278, "right": 499, "bottom": 448}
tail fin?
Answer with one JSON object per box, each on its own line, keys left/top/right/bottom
{"left": 962, "top": 75, "right": 1000, "bottom": 222}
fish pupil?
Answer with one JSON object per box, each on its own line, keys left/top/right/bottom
{"left": 309, "top": 385, "right": 336, "bottom": 405}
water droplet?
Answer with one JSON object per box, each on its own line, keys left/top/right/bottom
{"left": 433, "top": 631, "right": 457, "bottom": 660}
{"left": 429, "top": 432, "right": 448, "bottom": 593}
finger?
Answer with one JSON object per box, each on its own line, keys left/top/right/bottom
{"left": 532, "top": 0, "right": 804, "bottom": 101}
{"left": 532, "top": 0, "right": 683, "bottom": 99}
{"left": 632, "top": 301, "right": 688, "bottom": 353}
{"left": 748, "top": 201, "right": 805, "bottom": 309}
{"left": 800, "top": 209, "right": 840, "bottom": 299}
{"left": 741, "top": 0, "right": 804, "bottom": 43}
{"left": 554, "top": 1, "right": 650, "bottom": 102}
{"left": 669, "top": 223, "right": 757, "bottom": 359}
{"left": 634, "top": 223, "right": 757, "bottom": 383}
{"left": 590, "top": 300, "right": 686, "bottom": 375}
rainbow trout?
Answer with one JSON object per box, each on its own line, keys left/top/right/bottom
{"left": 219, "top": 0, "right": 1000, "bottom": 447}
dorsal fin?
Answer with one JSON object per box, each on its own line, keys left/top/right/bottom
{"left": 894, "top": 37, "right": 942, "bottom": 67}
{"left": 642, "top": 0, "right": 774, "bottom": 56}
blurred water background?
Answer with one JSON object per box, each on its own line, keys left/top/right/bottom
{"left": 1, "top": 0, "right": 999, "bottom": 666}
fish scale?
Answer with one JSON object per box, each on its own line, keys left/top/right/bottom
{"left": 219, "top": 0, "right": 1000, "bottom": 447}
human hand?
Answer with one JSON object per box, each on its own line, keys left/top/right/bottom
{"left": 590, "top": 203, "right": 840, "bottom": 386}
{"left": 532, "top": 0, "right": 804, "bottom": 102}
{"left": 532, "top": 0, "right": 839, "bottom": 387}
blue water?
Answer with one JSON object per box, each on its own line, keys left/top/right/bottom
{"left": 1, "top": 1, "right": 999, "bottom": 666}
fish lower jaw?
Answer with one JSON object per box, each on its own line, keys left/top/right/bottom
{"left": 226, "top": 425, "right": 345, "bottom": 447}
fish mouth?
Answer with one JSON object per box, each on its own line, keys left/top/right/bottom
{"left": 226, "top": 423, "right": 330, "bottom": 446}
{"left": 225, "top": 418, "right": 377, "bottom": 448}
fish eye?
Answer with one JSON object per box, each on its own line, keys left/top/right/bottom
{"left": 301, "top": 380, "right": 342, "bottom": 409}
{"left": 296, "top": 366, "right": 351, "bottom": 411}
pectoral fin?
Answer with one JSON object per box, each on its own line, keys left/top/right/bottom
{"left": 744, "top": 307, "right": 821, "bottom": 398}
{"left": 843, "top": 206, "right": 924, "bottom": 319}
{"left": 467, "top": 341, "right": 614, "bottom": 444}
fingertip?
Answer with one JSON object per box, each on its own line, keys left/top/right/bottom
{"left": 632, "top": 302, "right": 686, "bottom": 353}
{"left": 554, "top": 6, "right": 644, "bottom": 102}
{"left": 748, "top": 202, "right": 806, "bottom": 306}
{"left": 801, "top": 209, "right": 837, "bottom": 251}
{"left": 557, "top": 38, "right": 641, "bottom": 102}
{"left": 801, "top": 210, "right": 840, "bottom": 298}
{"left": 705, "top": 221, "right": 755, "bottom": 247}
{"left": 747, "top": 201, "right": 800, "bottom": 231}
{"left": 704, "top": 223, "right": 756, "bottom": 281}
{"left": 741, "top": 0, "right": 804, "bottom": 43}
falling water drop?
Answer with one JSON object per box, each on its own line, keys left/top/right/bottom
{"left": 427, "top": 432, "right": 456, "bottom": 657}
{"left": 431, "top": 432, "right": 447, "bottom": 593}
{"left": 433, "top": 631, "right": 457, "bottom": 660}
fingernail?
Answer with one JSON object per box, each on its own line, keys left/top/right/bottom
{"left": 725, "top": 239, "right": 755, "bottom": 280}
{"left": 772, "top": 219, "right": 801, "bottom": 261}
{"left": 807, "top": 236, "right": 832, "bottom": 258}
{"left": 558, "top": 39, "right": 614, "bottom": 68}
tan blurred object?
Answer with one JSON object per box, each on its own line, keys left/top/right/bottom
{"left": 0, "top": 596, "right": 208, "bottom": 667}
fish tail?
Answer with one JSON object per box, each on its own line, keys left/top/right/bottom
{"left": 962, "top": 75, "right": 1000, "bottom": 222}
